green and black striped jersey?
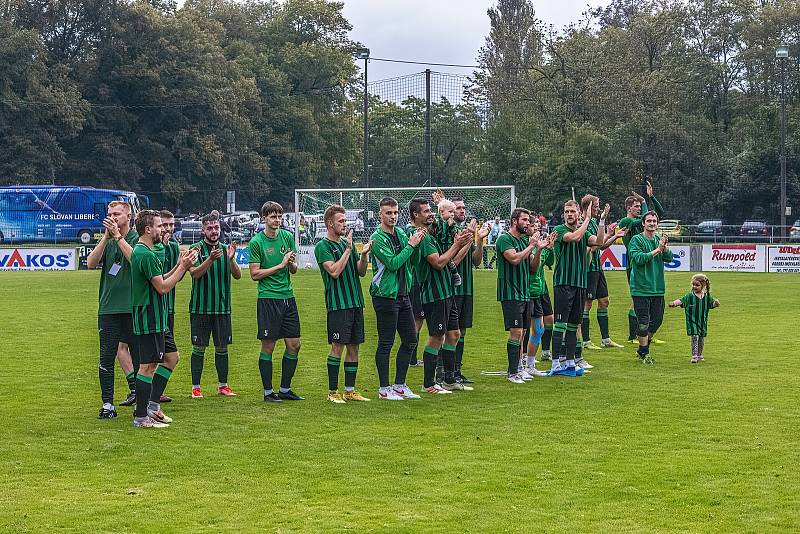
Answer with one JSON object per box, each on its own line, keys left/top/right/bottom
{"left": 495, "top": 232, "right": 530, "bottom": 302}
{"left": 552, "top": 224, "right": 589, "bottom": 288}
{"left": 454, "top": 223, "right": 475, "bottom": 297}
{"left": 314, "top": 238, "right": 364, "bottom": 311}
{"left": 190, "top": 241, "right": 233, "bottom": 315}
{"left": 130, "top": 243, "right": 168, "bottom": 335}
{"left": 587, "top": 218, "right": 602, "bottom": 273}
{"left": 154, "top": 240, "right": 180, "bottom": 313}
{"left": 413, "top": 232, "right": 453, "bottom": 304}
{"left": 678, "top": 291, "right": 715, "bottom": 336}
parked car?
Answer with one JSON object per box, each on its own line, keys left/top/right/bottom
{"left": 739, "top": 219, "right": 769, "bottom": 241}
{"left": 176, "top": 220, "right": 202, "bottom": 244}
{"left": 176, "top": 219, "right": 243, "bottom": 244}
{"left": 790, "top": 219, "right": 800, "bottom": 242}
{"left": 693, "top": 219, "right": 731, "bottom": 240}
{"left": 657, "top": 219, "right": 688, "bottom": 240}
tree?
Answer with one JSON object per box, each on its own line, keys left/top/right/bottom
{"left": 0, "top": 20, "right": 87, "bottom": 182}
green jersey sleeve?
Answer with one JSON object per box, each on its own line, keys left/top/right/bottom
{"left": 495, "top": 233, "right": 514, "bottom": 255}
{"left": 629, "top": 235, "right": 653, "bottom": 266}
{"left": 248, "top": 239, "right": 262, "bottom": 265}
{"left": 420, "top": 234, "right": 438, "bottom": 259}
{"left": 314, "top": 241, "right": 336, "bottom": 266}
{"left": 142, "top": 249, "right": 163, "bottom": 280}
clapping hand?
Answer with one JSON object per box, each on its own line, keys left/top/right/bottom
{"left": 408, "top": 227, "right": 426, "bottom": 247}
{"left": 361, "top": 240, "right": 373, "bottom": 255}
{"left": 103, "top": 217, "right": 121, "bottom": 239}
{"left": 180, "top": 249, "right": 198, "bottom": 269}
{"left": 227, "top": 242, "right": 237, "bottom": 260}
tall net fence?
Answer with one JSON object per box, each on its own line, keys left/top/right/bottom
{"left": 294, "top": 186, "right": 515, "bottom": 266}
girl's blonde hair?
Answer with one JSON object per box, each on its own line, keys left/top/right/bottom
{"left": 691, "top": 273, "right": 710, "bottom": 294}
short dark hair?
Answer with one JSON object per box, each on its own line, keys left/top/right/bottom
{"left": 642, "top": 210, "right": 659, "bottom": 223}
{"left": 260, "top": 201, "right": 283, "bottom": 217}
{"left": 379, "top": 197, "right": 398, "bottom": 208}
{"left": 510, "top": 207, "right": 531, "bottom": 222}
{"left": 135, "top": 209, "right": 160, "bottom": 235}
{"left": 451, "top": 195, "right": 464, "bottom": 203}
{"left": 408, "top": 198, "right": 429, "bottom": 220}
{"left": 324, "top": 205, "right": 345, "bottom": 225}
{"left": 159, "top": 210, "right": 174, "bottom": 219}
{"left": 201, "top": 211, "right": 220, "bottom": 226}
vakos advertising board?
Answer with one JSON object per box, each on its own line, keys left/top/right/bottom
{"left": 599, "top": 244, "right": 690, "bottom": 271}
{"left": 0, "top": 248, "right": 76, "bottom": 271}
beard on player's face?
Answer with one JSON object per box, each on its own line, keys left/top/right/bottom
{"left": 514, "top": 220, "right": 528, "bottom": 234}
{"left": 204, "top": 228, "right": 220, "bottom": 243}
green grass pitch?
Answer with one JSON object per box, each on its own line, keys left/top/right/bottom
{"left": 1, "top": 269, "right": 798, "bottom": 532}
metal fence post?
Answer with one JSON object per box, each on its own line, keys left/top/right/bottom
{"left": 425, "top": 69, "right": 431, "bottom": 184}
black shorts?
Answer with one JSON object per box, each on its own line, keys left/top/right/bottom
{"left": 191, "top": 313, "right": 233, "bottom": 348}
{"left": 327, "top": 308, "right": 365, "bottom": 345}
{"left": 501, "top": 300, "right": 531, "bottom": 331}
{"left": 98, "top": 313, "right": 134, "bottom": 351}
{"left": 540, "top": 291, "right": 553, "bottom": 317}
{"left": 553, "top": 285, "right": 586, "bottom": 325}
{"left": 423, "top": 297, "right": 459, "bottom": 336}
{"left": 167, "top": 312, "right": 175, "bottom": 335}
{"left": 134, "top": 329, "right": 176, "bottom": 364}
{"left": 453, "top": 295, "right": 473, "bottom": 329}
{"left": 410, "top": 284, "right": 425, "bottom": 319}
{"left": 257, "top": 298, "right": 301, "bottom": 340}
{"left": 632, "top": 296, "right": 665, "bottom": 335}
{"left": 529, "top": 297, "right": 544, "bottom": 319}
{"left": 586, "top": 271, "right": 609, "bottom": 300}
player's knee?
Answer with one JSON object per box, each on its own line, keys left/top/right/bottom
{"left": 636, "top": 323, "right": 650, "bottom": 338}
{"left": 599, "top": 297, "right": 610, "bottom": 308}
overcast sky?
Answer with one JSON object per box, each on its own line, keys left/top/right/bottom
{"left": 342, "top": 0, "right": 610, "bottom": 80}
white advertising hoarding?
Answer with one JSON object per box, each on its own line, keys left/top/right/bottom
{"left": 701, "top": 244, "right": 766, "bottom": 272}
{"left": 767, "top": 246, "right": 800, "bottom": 273}
{"left": 599, "top": 244, "right": 690, "bottom": 271}
{"left": 0, "top": 248, "right": 76, "bottom": 271}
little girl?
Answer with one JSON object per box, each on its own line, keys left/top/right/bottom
{"left": 669, "top": 273, "right": 720, "bottom": 363}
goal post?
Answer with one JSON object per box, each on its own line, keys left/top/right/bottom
{"left": 293, "top": 185, "right": 516, "bottom": 269}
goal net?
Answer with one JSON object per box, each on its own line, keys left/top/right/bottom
{"left": 293, "top": 186, "right": 516, "bottom": 269}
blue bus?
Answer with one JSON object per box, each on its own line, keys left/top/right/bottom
{"left": 0, "top": 186, "right": 148, "bottom": 244}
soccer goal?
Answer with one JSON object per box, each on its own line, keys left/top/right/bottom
{"left": 293, "top": 185, "right": 516, "bottom": 268}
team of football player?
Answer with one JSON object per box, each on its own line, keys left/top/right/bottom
{"left": 91, "top": 183, "right": 718, "bottom": 428}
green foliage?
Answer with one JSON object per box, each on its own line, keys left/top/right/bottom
{"left": 1, "top": 0, "right": 799, "bottom": 221}
{"left": 1, "top": 0, "right": 360, "bottom": 211}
